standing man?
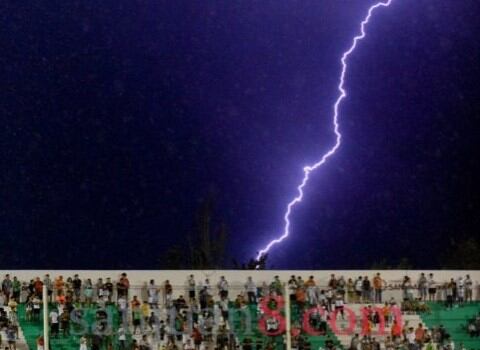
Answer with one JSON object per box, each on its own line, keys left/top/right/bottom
{"left": 217, "top": 276, "right": 229, "bottom": 300}
{"left": 362, "top": 276, "right": 371, "bottom": 303}
{"left": 44, "top": 274, "right": 53, "bottom": 303}
{"left": 72, "top": 274, "right": 82, "bottom": 303}
{"left": 418, "top": 273, "right": 427, "bottom": 301}
{"left": 465, "top": 275, "right": 473, "bottom": 302}
{"left": 12, "top": 277, "right": 21, "bottom": 302}
{"left": 104, "top": 278, "right": 113, "bottom": 303}
{"left": 244, "top": 277, "right": 257, "bottom": 304}
{"left": 427, "top": 274, "right": 436, "bottom": 302}
{"left": 187, "top": 275, "right": 196, "bottom": 303}
{"left": 147, "top": 279, "right": 159, "bottom": 309}
{"left": 373, "top": 273, "right": 384, "bottom": 304}
{"left": 2, "top": 275, "right": 13, "bottom": 304}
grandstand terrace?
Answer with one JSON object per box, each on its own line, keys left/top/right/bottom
{"left": 0, "top": 270, "right": 479, "bottom": 350}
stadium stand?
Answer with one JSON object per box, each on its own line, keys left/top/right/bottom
{"left": 0, "top": 271, "right": 479, "bottom": 350}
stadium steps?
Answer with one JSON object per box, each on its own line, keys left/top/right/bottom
{"left": 419, "top": 302, "right": 480, "bottom": 350}
{"left": 229, "top": 302, "right": 344, "bottom": 349}
{"left": 291, "top": 302, "right": 344, "bottom": 350}
{"left": 0, "top": 307, "right": 29, "bottom": 350}
{"left": 17, "top": 304, "right": 122, "bottom": 350}
{"left": 332, "top": 303, "right": 423, "bottom": 349}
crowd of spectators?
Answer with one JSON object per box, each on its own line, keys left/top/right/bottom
{"left": 0, "top": 272, "right": 478, "bottom": 350}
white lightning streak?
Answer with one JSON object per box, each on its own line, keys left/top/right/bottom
{"left": 256, "top": 0, "right": 393, "bottom": 260}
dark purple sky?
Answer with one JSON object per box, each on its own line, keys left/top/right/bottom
{"left": 1, "top": 0, "right": 479, "bottom": 268}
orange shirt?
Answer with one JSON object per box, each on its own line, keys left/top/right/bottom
{"left": 373, "top": 277, "right": 382, "bottom": 289}
{"left": 391, "top": 323, "right": 402, "bottom": 337}
{"left": 415, "top": 328, "right": 425, "bottom": 341}
{"left": 383, "top": 306, "right": 390, "bottom": 316}
{"left": 34, "top": 280, "right": 43, "bottom": 294}
{"left": 296, "top": 288, "right": 306, "bottom": 302}
{"left": 55, "top": 278, "right": 64, "bottom": 291}
{"left": 305, "top": 279, "right": 316, "bottom": 288}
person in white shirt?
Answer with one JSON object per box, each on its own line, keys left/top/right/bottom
{"left": 287, "top": 276, "right": 298, "bottom": 302}
{"left": 117, "top": 296, "right": 128, "bottom": 326}
{"left": 355, "top": 277, "right": 363, "bottom": 303}
{"left": 334, "top": 294, "right": 345, "bottom": 320}
{"left": 457, "top": 277, "right": 465, "bottom": 304}
{"left": 117, "top": 326, "right": 126, "bottom": 350}
{"left": 188, "top": 275, "right": 196, "bottom": 303}
{"left": 217, "top": 277, "right": 229, "bottom": 300}
{"left": 79, "top": 336, "right": 88, "bottom": 350}
{"left": 183, "top": 339, "right": 195, "bottom": 350}
{"left": 49, "top": 309, "right": 59, "bottom": 338}
{"left": 465, "top": 275, "right": 473, "bottom": 302}
{"left": 203, "top": 279, "right": 212, "bottom": 296}
{"left": 147, "top": 280, "right": 159, "bottom": 309}
{"left": 244, "top": 277, "right": 257, "bottom": 304}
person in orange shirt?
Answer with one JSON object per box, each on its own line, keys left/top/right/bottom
{"left": 33, "top": 277, "right": 43, "bottom": 297}
{"left": 55, "top": 276, "right": 64, "bottom": 297}
{"left": 391, "top": 320, "right": 402, "bottom": 340}
{"left": 382, "top": 302, "right": 391, "bottom": 327}
{"left": 296, "top": 287, "right": 306, "bottom": 309}
{"left": 415, "top": 323, "right": 425, "bottom": 346}
{"left": 373, "top": 273, "right": 384, "bottom": 303}
{"left": 56, "top": 291, "right": 66, "bottom": 305}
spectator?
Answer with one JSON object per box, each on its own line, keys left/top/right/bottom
{"left": 418, "top": 273, "right": 427, "bottom": 301}
{"left": 187, "top": 275, "right": 196, "bottom": 303}
{"left": 83, "top": 279, "right": 93, "bottom": 306}
{"left": 95, "top": 278, "right": 104, "bottom": 303}
{"left": 355, "top": 277, "right": 363, "bottom": 303}
{"left": 2, "top": 275, "right": 13, "bottom": 304}
{"left": 79, "top": 335, "right": 87, "bottom": 350}
{"left": 402, "top": 276, "right": 413, "bottom": 301}
{"left": 217, "top": 276, "right": 229, "bottom": 300}
{"left": 428, "top": 274, "right": 436, "bottom": 301}
{"left": 164, "top": 280, "right": 173, "bottom": 307}
{"left": 445, "top": 280, "right": 454, "bottom": 309}
{"left": 305, "top": 276, "right": 317, "bottom": 305}
{"left": 43, "top": 275, "right": 53, "bottom": 303}
{"left": 465, "top": 275, "right": 473, "bottom": 302}
{"left": 328, "top": 274, "right": 337, "bottom": 290}
{"left": 55, "top": 276, "right": 65, "bottom": 297}
{"left": 350, "top": 333, "right": 360, "bottom": 350}
{"left": 72, "top": 275, "right": 82, "bottom": 302}
{"left": 270, "top": 276, "right": 282, "bottom": 296}
{"left": 60, "top": 309, "right": 70, "bottom": 337}
{"left": 244, "top": 277, "right": 257, "bottom": 304}
{"left": 373, "top": 273, "right": 384, "bottom": 303}
{"left": 457, "top": 276, "right": 465, "bottom": 305}
{"left": 117, "top": 273, "right": 130, "bottom": 300}
{"left": 11, "top": 278, "right": 20, "bottom": 302}
{"left": 147, "top": 280, "right": 159, "bottom": 309}
{"left": 362, "top": 276, "right": 371, "bottom": 303}
{"left": 6, "top": 325, "right": 16, "bottom": 350}
{"left": 33, "top": 278, "right": 43, "bottom": 298}
{"left": 337, "top": 276, "right": 346, "bottom": 299}
{"left": 287, "top": 276, "right": 298, "bottom": 301}
{"left": 49, "top": 308, "right": 59, "bottom": 338}
{"left": 346, "top": 278, "right": 355, "bottom": 303}
{"left": 102, "top": 278, "right": 112, "bottom": 304}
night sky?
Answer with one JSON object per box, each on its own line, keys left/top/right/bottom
{"left": 1, "top": 1, "right": 479, "bottom": 269}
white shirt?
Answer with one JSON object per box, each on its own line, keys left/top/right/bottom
{"left": 117, "top": 298, "right": 127, "bottom": 310}
{"left": 245, "top": 280, "right": 256, "bottom": 293}
{"left": 50, "top": 311, "right": 59, "bottom": 323}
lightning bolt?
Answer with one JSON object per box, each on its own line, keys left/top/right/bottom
{"left": 256, "top": 0, "right": 393, "bottom": 261}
